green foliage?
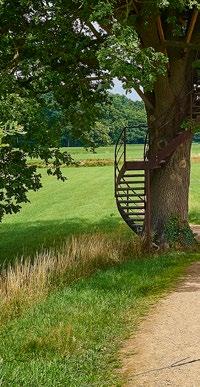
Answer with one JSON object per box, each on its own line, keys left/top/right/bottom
{"left": 63, "top": 95, "right": 147, "bottom": 146}
{"left": 164, "top": 215, "right": 196, "bottom": 247}
{"left": 0, "top": 148, "right": 42, "bottom": 220}
{"left": 0, "top": 0, "right": 199, "bottom": 219}
{"left": 0, "top": 0, "right": 108, "bottom": 220}
{"left": 192, "top": 59, "right": 200, "bottom": 80}
{"left": 0, "top": 93, "right": 74, "bottom": 219}
{"left": 182, "top": 118, "right": 200, "bottom": 136}
{"left": 98, "top": 24, "right": 168, "bottom": 91}
{"left": 100, "top": 94, "right": 147, "bottom": 144}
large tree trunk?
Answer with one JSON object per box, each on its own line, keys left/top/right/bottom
{"left": 145, "top": 58, "right": 194, "bottom": 241}
{"left": 150, "top": 137, "right": 192, "bottom": 239}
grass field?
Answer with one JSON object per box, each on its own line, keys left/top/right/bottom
{"left": 1, "top": 144, "right": 200, "bottom": 265}
{"left": 0, "top": 144, "right": 200, "bottom": 386}
{"left": 29, "top": 144, "right": 144, "bottom": 165}
{"left": 0, "top": 166, "right": 121, "bottom": 264}
{"left": 29, "top": 143, "right": 200, "bottom": 165}
{"left": 70, "top": 142, "right": 200, "bottom": 160}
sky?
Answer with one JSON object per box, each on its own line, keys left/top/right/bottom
{"left": 110, "top": 78, "right": 141, "bottom": 101}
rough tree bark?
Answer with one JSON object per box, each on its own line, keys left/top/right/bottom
{"left": 112, "top": 3, "right": 200, "bottom": 241}
{"left": 128, "top": 4, "right": 200, "bottom": 242}
{"left": 150, "top": 137, "right": 192, "bottom": 239}
{"left": 145, "top": 58, "right": 194, "bottom": 240}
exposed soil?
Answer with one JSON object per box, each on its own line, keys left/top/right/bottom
{"left": 191, "top": 224, "right": 200, "bottom": 241}
{"left": 121, "top": 262, "right": 200, "bottom": 386}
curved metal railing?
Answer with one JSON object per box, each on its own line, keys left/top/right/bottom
{"left": 114, "top": 125, "right": 148, "bottom": 231}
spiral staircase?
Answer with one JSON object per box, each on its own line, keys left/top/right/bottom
{"left": 114, "top": 127, "right": 149, "bottom": 236}
{"left": 114, "top": 80, "right": 200, "bottom": 238}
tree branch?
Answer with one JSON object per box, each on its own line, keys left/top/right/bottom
{"left": 85, "top": 21, "right": 104, "bottom": 40}
{"left": 157, "top": 15, "right": 165, "bottom": 43}
{"left": 132, "top": 0, "right": 139, "bottom": 14}
{"left": 186, "top": 8, "right": 199, "bottom": 44}
{"left": 98, "top": 23, "right": 112, "bottom": 34}
{"left": 134, "top": 86, "right": 154, "bottom": 111}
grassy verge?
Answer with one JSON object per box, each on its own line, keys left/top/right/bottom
{"left": 0, "top": 250, "right": 198, "bottom": 386}
{"left": 0, "top": 231, "right": 141, "bottom": 325}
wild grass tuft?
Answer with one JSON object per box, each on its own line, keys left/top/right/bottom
{"left": 0, "top": 232, "right": 143, "bottom": 325}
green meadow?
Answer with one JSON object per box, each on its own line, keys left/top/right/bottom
{"left": 0, "top": 144, "right": 200, "bottom": 386}
{"left": 1, "top": 144, "right": 200, "bottom": 265}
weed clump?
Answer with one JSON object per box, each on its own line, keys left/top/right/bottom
{"left": 164, "top": 215, "right": 197, "bottom": 249}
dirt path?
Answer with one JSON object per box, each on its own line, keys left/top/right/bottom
{"left": 191, "top": 225, "right": 200, "bottom": 241}
{"left": 121, "top": 262, "right": 200, "bottom": 386}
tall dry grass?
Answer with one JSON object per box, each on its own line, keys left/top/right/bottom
{"left": 0, "top": 232, "right": 143, "bottom": 326}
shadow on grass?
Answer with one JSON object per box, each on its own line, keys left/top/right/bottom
{"left": 0, "top": 216, "right": 126, "bottom": 267}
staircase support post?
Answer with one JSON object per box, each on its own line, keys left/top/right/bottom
{"left": 145, "top": 165, "right": 151, "bottom": 245}
{"left": 124, "top": 128, "right": 127, "bottom": 164}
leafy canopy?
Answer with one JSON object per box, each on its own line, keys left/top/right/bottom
{"left": 0, "top": 0, "right": 200, "bottom": 219}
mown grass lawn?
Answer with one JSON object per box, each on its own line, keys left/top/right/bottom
{"left": 28, "top": 144, "right": 145, "bottom": 165}
{"left": 1, "top": 159, "right": 200, "bottom": 265}
{"left": 0, "top": 166, "right": 123, "bottom": 265}
{"left": 58, "top": 143, "right": 200, "bottom": 161}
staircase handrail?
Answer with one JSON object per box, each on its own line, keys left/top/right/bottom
{"left": 114, "top": 125, "right": 147, "bottom": 208}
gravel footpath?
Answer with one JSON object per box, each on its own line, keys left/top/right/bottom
{"left": 121, "top": 262, "right": 200, "bottom": 386}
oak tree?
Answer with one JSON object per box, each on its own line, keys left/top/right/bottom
{"left": 0, "top": 0, "right": 200, "bottom": 238}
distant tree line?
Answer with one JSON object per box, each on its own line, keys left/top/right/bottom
{"left": 61, "top": 94, "right": 148, "bottom": 147}
{"left": 16, "top": 93, "right": 200, "bottom": 149}
{"left": 61, "top": 94, "right": 200, "bottom": 147}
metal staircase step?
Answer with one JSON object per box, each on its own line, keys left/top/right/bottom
{"left": 124, "top": 217, "right": 144, "bottom": 222}
{"left": 124, "top": 174, "right": 144, "bottom": 178}
{"left": 126, "top": 218, "right": 144, "bottom": 225}
{"left": 117, "top": 200, "right": 145, "bottom": 204}
{"left": 123, "top": 214, "right": 144, "bottom": 220}
{"left": 117, "top": 187, "right": 145, "bottom": 191}
{"left": 119, "top": 180, "right": 144, "bottom": 184}
{"left": 127, "top": 213, "right": 145, "bottom": 217}
{"left": 125, "top": 161, "right": 146, "bottom": 170}
{"left": 116, "top": 193, "right": 146, "bottom": 197}
{"left": 120, "top": 206, "right": 145, "bottom": 210}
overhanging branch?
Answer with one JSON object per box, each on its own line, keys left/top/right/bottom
{"left": 157, "top": 16, "right": 165, "bottom": 43}
{"left": 186, "top": 8, "right": 199, "bottom": 44}
{"left": 132, "top": 0, "right": 139, "bottom": 14}
{"left": 134, "top": 86, "right": 154, "bottom": 111}
{"left": 86, "top": 21, "right": 104, "bottom": 40}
